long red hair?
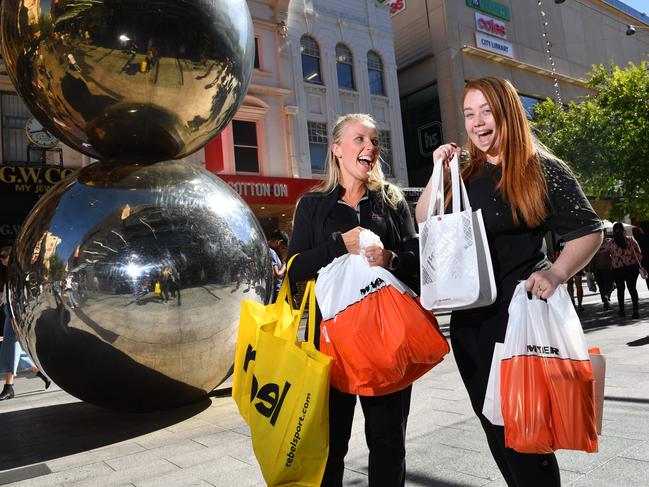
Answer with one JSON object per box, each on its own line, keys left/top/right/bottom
{"left": 461, "top": 78, "right": 548, "bottom": 227}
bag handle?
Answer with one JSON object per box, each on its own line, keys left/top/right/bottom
{"left": 426, "top": 158, "right": 445, "bottom": 217}
{"left": 291, "top": 279, "right": 317, "bottom": 346}
{"left": 426, "top": 154, "right": 471, "bottom": 217}
{"left": 275, "top": 253, "right": 299, "bottom": 305}
{"left": 449, "top": 154, "right": 472, "bottom": 213}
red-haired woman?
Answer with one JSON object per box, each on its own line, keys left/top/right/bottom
{"left": 416, "top": 77, "right": 602, "bottom": 486}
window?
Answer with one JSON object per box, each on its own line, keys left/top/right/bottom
{"left": 1, "top": 92, "right": 30, "bottom": 164}
{"left": 233, "top": 120, "right": 259, "bottom": 173}
{"left": 253, "top": 37, "right": 261, "bottom": 69}
{"left": 367, "top": 51, "right": 385, "bottom": 96}
{"left": 307, "top": 121, "right": 328, "bottom": 174}
{"left": 379, "top": 130, "right": 393, "bottom": 176}
{"left": 301, "top": 35, "right": 322, "bottom": 84}
{"left": 519, "top": 94, "right": 543, "bottom": 120}
{"left": 335, "top": 44, "right": 354, "bottom": 90}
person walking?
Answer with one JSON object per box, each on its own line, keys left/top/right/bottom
{"left": 0, "top": 248, "right": 51, "bottom": 400}
{"left": 416, "top": 77, "right": 602, "bottom": 487}
{"left": 589, "top": 240, "right": 614, "bottom": 310}
{"left": 603, "top": 222, "right": 642, "bottom": 318}
{"left": 287, "top": 113, "right": 419, "bottom": 487}
{"left": 268, "top": 229, "right": 288, "bottom": 303}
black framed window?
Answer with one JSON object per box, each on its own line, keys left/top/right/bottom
{"left": 254, "top": 37, "right": 261, "bottom": 69}
{"left": 1, "top": 92, "right": 30, "bottom": 164}
{"left": 301, "top": 35, "right": 322, "bottom": 84}
{"left": 307, "top": 121, "right": 328, "bottom": 174}
{"left": 335, "top": 44, "right": 354, "bottom": 90}
{"left": 367, "top": 51, "right": 385, "bottom": 96}
{"left": 379, "top": 130, "right": 393, "bottom": 176}
{"left": 233, "top": 120, "right": 259, "bottom": 173}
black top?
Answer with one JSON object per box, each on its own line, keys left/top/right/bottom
{"left": 288, "top": 185, "right": 419, "bottom": 291}
{"left": 461, "top": 157, "right": 602, "bottom": 304}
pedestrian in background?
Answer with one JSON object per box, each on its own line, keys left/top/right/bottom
{"left": 288, "top": 113, "right": 419, "bottom": 487}
{"left": 268, "top": 229, "right": 288, "bottom": 302}
{"left": 0, "top": 248, "right": 51, "bottom": 401}
{"left": 634, "top": 222, "right": 649, "bottom": 291}
{"left": 589, "top": 240, "right": 614, "bottom": 310}
{"left": 416, "top": 77, "right": 602, "bottom": 487}
{"left": 603, "top": 222, "right": 642, "bottom": 318}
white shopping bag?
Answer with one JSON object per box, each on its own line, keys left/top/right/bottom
{"left": 419, "top": 154, "right": 496, "bottom": 311}
{"left": 483, "top": 342, "right": 504, "bottom": 426}
{"left": 500, "top": 282, "right": 598, "bottom": 453}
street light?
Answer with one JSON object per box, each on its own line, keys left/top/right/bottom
{"left": 626, "top": 24, "right": 649, "bottom": 36}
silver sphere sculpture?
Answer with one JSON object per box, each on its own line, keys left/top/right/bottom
{"left": 0, "top": 0, "right": 254, "bottom": 163}
{"left": 7, "top": 161, "right": 272, "bottom": 411}
{"left": 2, "top": 0, "right": 270, "bottom": 411}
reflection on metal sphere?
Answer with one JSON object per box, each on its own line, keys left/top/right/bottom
{"left": 8, "top": 161, "right": 272, "bottom": 411}
{"left": 0, "top": 0, "right": 254, "bottom": 163}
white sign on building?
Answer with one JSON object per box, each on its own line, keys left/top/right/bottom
{"left": 475, "top": 12, "right": 507, "bottom": 39}
{"left": 475, "top": 32, "right": 514, "bottom": 58}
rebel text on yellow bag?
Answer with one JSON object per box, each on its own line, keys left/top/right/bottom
{"left": 233, "top": 256, "right": 331, "bottom": 486}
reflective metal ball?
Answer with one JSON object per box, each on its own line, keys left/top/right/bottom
{"left": 7, "top": 161, "right": 272, "bottom": 411}
{"left": 0, "top": 0, "right": 254, "bottom": 163}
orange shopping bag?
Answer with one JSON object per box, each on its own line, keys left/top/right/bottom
{"left": 500, "top": 282, "right": 598, "bottom": 454}
{"left": 315, "top": 252, "right": 449, "bottom": 396}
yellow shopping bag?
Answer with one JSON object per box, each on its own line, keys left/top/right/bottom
{"left": 233, "top": 274, "right": 331, "bottom": 487}
{"left": 233, "top": 256, "right": 302, "bottom": 422}
{"left": 154, "top": 281, "right": 161, "bottom": 295}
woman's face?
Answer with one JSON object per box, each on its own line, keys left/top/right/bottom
{"left": 332, "top": 120, "right": 380, "bottom": 185}
{"left": 463, "top": 88, "right": 500, "bottom": 163}
{"left": 0, "top": 250, "right": 8, "bottom": 267}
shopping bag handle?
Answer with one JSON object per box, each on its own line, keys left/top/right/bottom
{"left": 275, "top": 253, "right": 299, "bottom": 305}
{"left": 292, "top": 279, "right": 317, "bottom": 346}
{"left": 426, "top": 154, "right": 471, "bottom": 217}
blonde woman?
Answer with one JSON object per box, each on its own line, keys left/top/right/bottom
{"left": 416, "top": 77, "right": 602, "bottom": 486}
{"left": 288, "top": 114, "right": 418, "bottom": 486}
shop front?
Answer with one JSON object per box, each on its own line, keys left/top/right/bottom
{"left": 215, "top": 174, "right": 323, "bottom": 237}
{"left": 0, "top": 165, "right": 75, "bottom": 247}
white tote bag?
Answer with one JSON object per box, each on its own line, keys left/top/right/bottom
{"left": 419, "top": 154, "right": 496, "bottom": 311}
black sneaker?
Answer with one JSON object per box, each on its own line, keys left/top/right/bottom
{"left": 632, "top": 311, "right": 640, "bottom": 319}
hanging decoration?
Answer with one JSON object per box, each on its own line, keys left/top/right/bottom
{"left": 536, "top": 0, "right": 563, "bottom": 105}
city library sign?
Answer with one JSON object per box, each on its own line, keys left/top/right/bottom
{"left": 0, "top": 165, "right": 75, "bottom": 245}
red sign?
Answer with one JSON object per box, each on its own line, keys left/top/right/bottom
{"left": 475, "top": 12, "right": 507, "bottom": 39}
{"left": 216, "top": 174, "right": 323, "bottom": 205}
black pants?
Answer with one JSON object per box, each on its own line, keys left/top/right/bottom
{"left": 451, "top": 304, "right": 560, "bottom": 487}
{"left": 593, "top": 269, "right": 614, "bottom": 303}
{"left": 321, "top": 385, "right": 411, "bottom": 487}
{"left": 612, "top": 265, "right": 640, "bottom": 311}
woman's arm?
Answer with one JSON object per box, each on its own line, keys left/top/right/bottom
{"left": 526, "top": 231, "right": 603, "bottom": 298}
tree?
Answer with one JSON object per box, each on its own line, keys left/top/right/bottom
{"left": 532, "top": 61, "right": 649, "bottom": 220}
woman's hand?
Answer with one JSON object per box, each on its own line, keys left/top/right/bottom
{"left": 525, "top": 267, "right": 567, "bottom": 299}
{"left": 341, "top": 226, "right": 365, "bottom": 254}
{"left": 364, "top": 244, "right": 391, "bottom": 268}
{"left": 432, "top": 143, "right": 461, "bottom": 165}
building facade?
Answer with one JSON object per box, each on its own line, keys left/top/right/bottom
{"left": 0, "top": 0, "right": 405, "bottom": 244}
{"left": 392, "top": 0, "right": 649, "bottom": 187}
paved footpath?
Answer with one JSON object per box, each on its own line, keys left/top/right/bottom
{"left": 1, "top": 286, "right": 648, "bottom": 487}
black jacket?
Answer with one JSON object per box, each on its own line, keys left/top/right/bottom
{"left": 287, "top": 186, "right": 419, "bottom": 292}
